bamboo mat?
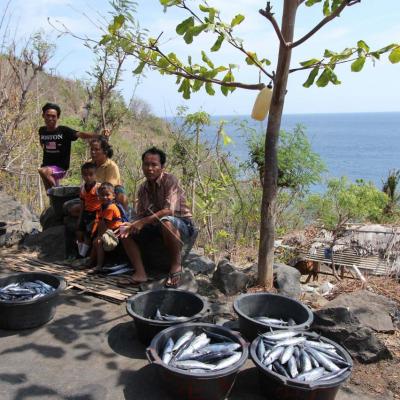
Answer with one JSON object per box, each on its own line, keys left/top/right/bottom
{"left": 0, "top": 251, "right": 141, "bottom": 304}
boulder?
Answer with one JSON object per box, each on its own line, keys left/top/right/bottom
{"left": 244, "top": 262, "right": 301, "bottom": 299}
{"left": 273, "top": 263, "right": 302, "bottom": 299}
{"left": 324, "top": 290, "right": 396, "bottom": 333}
{"left": 312, "top": 306, "right": 392, "bottom": 363}
{"left": 184, "top": 250, "right": 216, "bottom": 275}
{"left": 0, "top": 189, "right": 40, "bottom": 247}
{"left": 212, "top": 259, "right": 251, "bottom": 296}
{"left": 23, "top": 225, "right": 66, "bottom": 261}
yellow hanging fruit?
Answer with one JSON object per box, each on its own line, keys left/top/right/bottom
{"left": 251, "top": 84, "right": 273, "bottom": 121}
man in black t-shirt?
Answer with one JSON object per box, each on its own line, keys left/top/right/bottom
{"left": 38, "top": 103, "right": 110, "bottom": 190}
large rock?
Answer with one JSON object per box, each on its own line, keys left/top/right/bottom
{"left": 212, "top": 259, "right": 251, "bottom": 296}
{"left": 0, "top": 189, "right": 40, "bottom": 247}
{"left": 184, "top": 250, "right": 216, "bottom": 275}
{"left": 312, "top": 306, "right": 392, "bottom": 363}
{"left": 273, "top": 263, "right": 302, "bottom": 299}
{"left": 23, "top": 225, "right": 66, "bottom": 261}
{"left": 325, "top": 290, "right": 396, "bottom": 333}
{"left": 40, "top": 206, "right": 63, "bottom": 230}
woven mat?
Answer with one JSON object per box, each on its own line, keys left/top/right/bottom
{"left": 0, "top": 251, "right": 141, "bottom": 304}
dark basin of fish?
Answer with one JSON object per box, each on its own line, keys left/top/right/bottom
{"left": 161, "top": 328, "right": 242, "bottom": 373}
{"left": 0, "top": 280, "right": 55, "bottom": 302}
{"left": 256, "top": 330, "right": 351, "bottom": 383}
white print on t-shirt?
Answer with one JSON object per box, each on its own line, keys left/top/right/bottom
{"left": 41, "top": 134, "right": 63, "bottom": 140}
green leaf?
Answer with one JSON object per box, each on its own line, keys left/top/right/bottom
{"left": 178, "top": 79, "right": 191, "bottom": 99}
{"left": 133, "top": 61, "right": 146, "bottom": 74}
{"left": 324, "top": 49, "right": 337, "bottom": 58}
{"left": 211, "top": 35, "right": 224, "bottom": 52}
{"left": 231, "top": 14, "right": 245, "bottom": 27}
{"left": 201, "top": 51, "right": 214, "bottom": 68}
{"left": 357, "top": 40, "right": 370, "bottom": 52}
{"left": 300, "top": 58, "right": 320, "bottom": 67}
{"left": 377, "top": 43, "right": 397, "bottom": 54}
{"left": 389, "top": 47, "right": 400, "bottom": 63}
{"left": 221, "top": 129, "right": 233, "bottom": 145}
{"left": 108, "top": 15, "right": 125, "bottom": 34}
{"left": 351, "top": 56, "right": 366, "bottom": 72}
{"left": 330, "top": 69, "right": 341, "bottom": 85}
{"left": 303, "top": 67, "right": 319, "bottom": 88}
{"left": 199, "top": 4, "right": 210, "bottom": 12}
{"left": 183, "top": 30, "right": 194, "bottom": 44}
{"left": 221, "top": 85, "right": 229, "bottom": 96}
{"left": 323, "top": 0, "right": 330, "bottom": 16}
{"left": 176, "top": 17, "right": 194, "bottom": 35}
{"left": 192, "top": 79, "right": 204, "bottom": 92}
{"left": 305, "top": 0, "right": 322, "bottom": 6}
{"left": 190, "top": 23, "right": 208, "bottom": 37}
{"left": 316, "top": 68, "right": 331, "bottom": 87}
{"left": 99, "top": 35, "right": 111, "bottom": 46}
{"left": 205, "top": 82, "right": 215, "bottom": 95}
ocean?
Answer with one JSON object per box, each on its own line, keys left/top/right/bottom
{"left": 194, "top": 112, "right": 400, "bottom": 192}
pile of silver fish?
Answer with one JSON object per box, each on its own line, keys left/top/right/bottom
{"left": 256, "top": 330, "right": 351, "bottom": 383}
{"left": 153, "top": 309, "right": 188, "bottom": 322}
{"left": 253, "top": 316, "right": 296, "bottom": 326}
{"left": 161, "top": 329, "right": 242, "bottom": 373}
{"left": 0, "top": 280, "right": 55, "bottom": 302}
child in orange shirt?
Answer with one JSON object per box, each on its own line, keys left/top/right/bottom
{"left": 76, "top": 162, "right": 101, "bottom": 257}
{"left": 88, "top": 182, "right": 122, "bottom": 274}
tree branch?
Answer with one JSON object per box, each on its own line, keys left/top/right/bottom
{"left": 291, "top": 0, "right": 360, "bottom": 48}
{"left": 259, "top": 2, "right": 288, "bottom": 48}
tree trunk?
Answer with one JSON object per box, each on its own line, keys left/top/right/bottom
{"left": 257, "top": 1, "right": 298, "bottom": 287}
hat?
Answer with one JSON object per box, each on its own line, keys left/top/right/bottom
{"left": 101, "top": 229, "right": 119, "bottom": 251}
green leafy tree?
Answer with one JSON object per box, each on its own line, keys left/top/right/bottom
{"left": 99, "top": 0, "right": 399, "bottom": 287}
{"left": 382, "top": 169, "right": 400, "bottom": 216}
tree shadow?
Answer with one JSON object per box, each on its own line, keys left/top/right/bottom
{"left": 0, "top": 343, "right": 65, "bottom": 359}
{"left": 107, "top": 321, "right": 147, "bottom": 360}
{"left": 118, "top": 365, "right": 171, "bottom": 400}
{"left": 229, "top": 367, "right": 264, "bottom": 399}
{"left": 0, "top": 373, "right": 27, "bottom": 385}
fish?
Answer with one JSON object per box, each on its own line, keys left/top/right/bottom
{"left": 287, "top": 355, "right": 299, "bottom": 378}
{"left": 262, "top": 330, "right": 300, "bottom": 341}
{"left": 201, "top": 329, "right": 234, "bottom": 343}
{"left": 0, "top": 280, "right": 55, "bottom": 302}
{"left": 213, "top": 352, "right": 241, "bottom": 370}
{"left": 152, "top": 309, "right": 188, "bottom": 322}
{"left": 264, "top": 346, "right": 285, "bottom": 366}
{"left": 160, "top": 329, "right": 243, "bottom": 374}
{"left": 174, "top": 360, "right": 216, "bottom": 370}
{"left": 280, "top": 345, "right": 295, "bottom": 365}
{"left": 162, "top": 338, "right": 174, "bottom": 364}
{"left": 255, "top": 317, "right": 288, "bottom": 325}
{"left": 305, "top": 348, "right": 340, "bottom": 372}
{"left": 296, "top": 367, "right": 326, "bottom": 382}
{"left": 255, "top": 335, "right": 351, "bottom": 384}
{"left": 172, "top": 331, "right": 194, "bottom": 352}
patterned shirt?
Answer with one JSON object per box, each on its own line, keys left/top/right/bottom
{"left": 136, "top": 172, "right": 192, "bottom": 219}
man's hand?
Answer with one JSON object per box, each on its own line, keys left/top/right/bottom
{"left": 115, "top": 222, "right": 131, "bottom": 239}
{"left": 129, "top": 219, "right": 146, "bottom": 234}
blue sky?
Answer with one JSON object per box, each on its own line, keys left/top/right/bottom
{"left": 3, "top": 0, "right": 400, "bottom": 117}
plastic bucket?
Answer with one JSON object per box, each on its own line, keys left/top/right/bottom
{"left": 250, "top": 332, "right": 353, "bottom": 400}
{"left": 48, "top": 186, "right": 80, "bottom": 217}
{"left": 233, "top": 292, "right": 314, "bottom": 341}
{"left": 146, "top": 322, "right": 249, "bottom": 400}
{"left": 126, "top": 288, "right": 208, "bottom": 345}
{"left": 0, "top": 272, "right": 66, "bottom": 330}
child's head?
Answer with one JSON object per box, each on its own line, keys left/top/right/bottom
{"left": 81, "top": 162, "right": 97, "bottom": 184}
{"left": 98, "top": 182, "right": 115, "bottom": 204}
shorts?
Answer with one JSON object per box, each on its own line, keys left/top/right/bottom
{"left": 78, "top": 210, "right": 97, "bottom": 234}
{"left": 133, "top": 217, "right": 194, "bottom": 244}
{"left": 48, "top": 165, "right": 67, "bottom": 181}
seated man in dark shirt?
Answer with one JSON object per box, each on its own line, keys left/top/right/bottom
{"left": 117, "top": 147, "right": 194, "bottom": 288}
{"left": 38, "top": 102, "right": 110, "bottom": 190}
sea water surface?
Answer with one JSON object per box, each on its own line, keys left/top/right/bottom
{"left": 183, "top": 112, "right": 400, "bottom": 191}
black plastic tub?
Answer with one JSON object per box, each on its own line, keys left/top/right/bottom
{"left": 0, "top": 272, "right": 66, "bottom": 330}
{"left": 233, "top": 293, "right": 314, "bottom": 341}
{"left": 250, "top": 332, "right": 353, "bottom": 400}
{"left": 146, "top": 322, "right": 249, "bottom": 400}
{"left": 126, "top": 288, "right": 208, "bottom": 345}
{"left": 48, "top": 186, "right": 80, "bottom": 217}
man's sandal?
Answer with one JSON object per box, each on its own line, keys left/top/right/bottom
{"left": 165, "top": 270, "right": 182, "bottom": 288}
{"left": 116, "top": 277, "right": 147, "bottom": 288}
